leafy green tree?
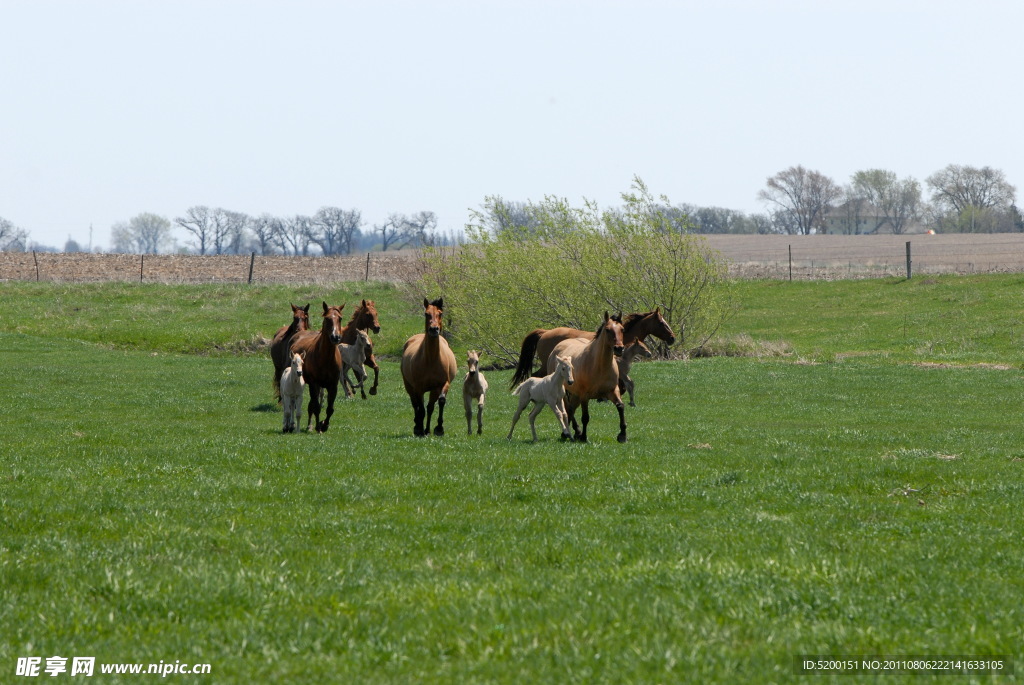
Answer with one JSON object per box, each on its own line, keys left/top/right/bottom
{"left": 418, "top": 178, "right": 734, "bottom": 366}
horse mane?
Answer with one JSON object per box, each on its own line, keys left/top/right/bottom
{"left": 621, "top": 311, "right": 652, "bottom": 336}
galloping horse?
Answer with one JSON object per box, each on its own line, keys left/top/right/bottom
{"left": 338, "top": 299, "right": 382, "bottom": 398}
{"left": 289, "top": 302, "right": 345, "bottom": 433}
{"left": 270, "top": 303, "right": 310, "bottom": 401}
{"left": 546, "top": 311, "right": 627, "bottom": 443}
{"left": 511, "top": 307, "right": 676, "bottom": 387}
{"left": 400, "top": 298, "right": 457, "bottom": 437}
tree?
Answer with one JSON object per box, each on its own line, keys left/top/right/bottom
{"left": 273, "top": 215, "right": 312, "bottom": 256}
{"left": 110, "top": 213, "right": 174, "bottom": 254}
{"left": 249, "top": 214, "right": 279, "bottom": 255}
{"left": 758, "top": 165, "right": 842, "bottom": 235}
{"left": 175, "top": 206, "right": 213, "bottom": 255}
{"left": 419, "top": 178, "right": 734, "bottom": 366}
{"left": 848, "top": 169, "right": 922, "bottom": 235}
{"left": 0, "top": 216, "right": 27, "bottom": 251}
{"left": 64, "top": 236, "right": 83, "bottom": 253}
{"left": 926, "top": 164, "right": 1016, "bottom": 214}
{"left": 307, "top": 207, "right": 362, "bottom": 256}
{"left": 208, "top": 208, "right": 248, "bottom": 255}
{"left": 374, "top": 216, "right": 405, "bottom": 251}
{"left": 401, "top": 211, "right": 438, "bottom": 248}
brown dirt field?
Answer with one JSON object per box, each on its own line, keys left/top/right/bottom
{"left": 2, "top": 234, "right": 1023, "bottom": 284}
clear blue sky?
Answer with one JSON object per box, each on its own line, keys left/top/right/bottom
{"left": 2, "top": 0, "right": 1021, "bottom": 250}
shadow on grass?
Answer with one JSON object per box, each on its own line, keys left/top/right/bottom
{"left": 250, "top": 403, "right": 278, "bottom": 413}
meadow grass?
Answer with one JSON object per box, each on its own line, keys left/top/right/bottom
{"left": 1, "top": 277, "right": 1022, "bottom": 683}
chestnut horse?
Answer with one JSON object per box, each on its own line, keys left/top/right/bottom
{"left": 400, "top": 298, "right": 457, "bottom": 437}
{"left": 270, "top": 303, "right": 310, "bottom": 401}
{"left": 546, "top": 311, "right": 627, "bottom": 443}
{"left": 511, "top": 307, "right": 676, "bottom": 387}
{"left": 289, "top": 302, "right": 345, "bottom": 433}
{"left": 338, "top": 299, "right": 382, "bottom": 398}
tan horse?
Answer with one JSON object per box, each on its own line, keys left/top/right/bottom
{"left": 462, "top": 350, "right": 488, "bottom": 436}
{"left": 511, "top": 307, "right": 676, "bottom": 387}
{"left": 400, "top": 298, "right": 457, "bottom": 437}
{"left": 270, "top": 303, "right": 309, "bottom": 401}
{"left": 338, "top": 299, "right": 382, "bottom": 398}
{"left": 547, "top": 311, "right": 627, "bottom": 443}
{"left": 289, "top": 302, "right": 345, "bottom": 433}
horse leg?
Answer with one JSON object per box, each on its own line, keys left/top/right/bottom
{"left": 367, "top": 351, "right": 380, "bottom": 396}
{"left": 476, "top": 396, "right": 485, "bottom": 436}
{"left": 552, "top": 398, "right": 571, "bottom": 440}
{"left": 565, "top": 395, "right": 582, "bottom": 441}
{"left": 604, "top": 388, "right": 628, "bottom": 442}
{"left": 625, "top": 376, "right": 636, "bottom": 407}
{"left": 528, "top": 402, "right": 545, "bottom": 442}
{"left": 578, "top": 400, "right": 590, "bottom": 443}
{"left": 305, "top": 383, "right": 321, "bottom": 432}
{"left": 282, "top": 395, "right": 291, "bottom": 433}
{"left": 464, "top": 392, "right": 473, "bottom": 435}
{"left": 432, "top": 382, "right": 450, "bottom": 437}
{"left": 317, "top": 384, "right": 338, "bottom": 433}
{"left": 507, "top": 395, "right": 529, "bottom": 440}
{"left": 410, "top": 393, "right": 426, "bottom": 437}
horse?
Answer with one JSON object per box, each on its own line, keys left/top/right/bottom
{"left": 270, "top": 303, "right": 310, "bottom": 401}
{"left": 510, "top": 307, "right": 676, "bottom": 387}
{"left": 280, "top": 352, "right": 305, "bottom": 433}
{"left": 289, "top": 302, "right": 345, "bottom": 433}
{"left": 618, "top": 339, "right": 652, "bottom": 407}
{"left": 400, "top": 298, "right": 457, "bottom": 437}
{"left": 507, "top": 354, "right": 575, "bottom": 442}
{"left": 462, "top": 350, "right": 489, "bottom": 435}
{"left": 338, "top": 329, "right": 371, "bottom": 398}
{"left": 338, "top": 299, "right": 382, "bottom": 398}
{"left": 546, "top": 311, "right": 627, "bottom": 443}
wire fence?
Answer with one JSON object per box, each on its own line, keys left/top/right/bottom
{"left": 2, "top": 234, "right": 1024, "bottom": 284}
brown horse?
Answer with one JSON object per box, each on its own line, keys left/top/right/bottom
{"left": 270, "top": 303, "right": 310, "bottom": 401}
{"left": 289, "top": 302, "right": 345, "bottom": 433}
{"left": 546, "top": 311, "right": 627, "bottom": 443}
{"left": 338, "top": 299, "right": 382, "bottom": 399}
{"left": 400, "top": 298, "right": 457, "bottom": 437}
{"left": 511, "top": 307, "right": 676, "bottom": 387}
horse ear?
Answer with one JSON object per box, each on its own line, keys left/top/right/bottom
{"left": 303, "top": 304, "right": 310, "bottom": 313}
{"left": 433, "top": 297, "right": 444, "bottom": 310}
{"left": 604, "top": 311, "right": 610, "bottom": 322}
{"left": 654, "top": 306, "right": 660, "bottom": 315}
{"left": 423, "top": 297, "right": 430, "bottom": 309}
{"left": 322, "top": 301, "right": 329, "bottom": 315}
{"left": 362, "top": 299, "right": 368, "bottom": 308}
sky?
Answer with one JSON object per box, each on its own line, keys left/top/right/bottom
{"left": 1, "top": 0, "right": 1022, "bottom": 250}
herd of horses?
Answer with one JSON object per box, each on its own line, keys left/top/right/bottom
{"left": 269, "top": 297, "right": 677, "bottom": 442}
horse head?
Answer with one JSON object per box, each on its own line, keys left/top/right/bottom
{"left": 466, "top": 350, "right": 480, "bottom": 377}
{"left": 356, "top": 299, "right": 381, "bottom": 334}
{"left": 423, "top": 297, "right": 444, "bottom": 338}
{"left": 556, "top": 354, "right": 575, "bottom": 386}
{"left": 650, "top": 307, "right": 677, "bottom": 345}
{"left": 598, "top": 311, "right": 625, "bottom": 357}
{"left": 291, "top": 303, "right": 311, "bottom": 332}
{"left": 322, "top": 301, "right": 346, "bottom": 344}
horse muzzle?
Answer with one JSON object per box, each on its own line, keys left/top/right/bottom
{"left": 371, "top": 325, "right": 381, "bottom": 334}
{"left": 329, "top": 333, "right": 342, "bottom": 344}
{"left": 613, "top": 345, "right": 624, "bottom": 357}
{"left": 566, "top": 379, "right": 574, "bottom": 385}
{"left": 427, "top": 327, "right": 441, "bottom": 337}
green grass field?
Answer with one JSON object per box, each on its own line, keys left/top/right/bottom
{"left": 1, "top": 276, "right": 1021, "bottom": 683}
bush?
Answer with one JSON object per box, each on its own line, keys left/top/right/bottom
{"left": 418, "top": 178, "right": 735, "bottom": 367}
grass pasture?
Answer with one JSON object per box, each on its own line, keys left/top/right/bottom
{"left": 1, "top": 277, "right": 1023, "bottom": 683}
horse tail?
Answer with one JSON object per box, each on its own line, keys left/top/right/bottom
{"left": 510, "top": 329, "right": 545, "bottom": 388}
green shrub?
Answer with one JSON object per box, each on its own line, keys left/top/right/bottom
{"left": 418, "top": 178, "right": 735, "bottom": 366}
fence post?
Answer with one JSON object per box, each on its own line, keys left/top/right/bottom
{"left": 248, "top": 251, "right": 256, "bottom": 284}
{"left": 32, "top": 250, "right": 40, "bottom": 281}
{"left": 788, "top": 245, "right": 792, "bottom": 281}
{"left": 140, "top": 254, "right": 144, "bottom": 282}
{"left": 906, "top": 241, "right": 912, "bottom": 280}
{"left": 365, "top": 252, "right": 371, "bottom": 281}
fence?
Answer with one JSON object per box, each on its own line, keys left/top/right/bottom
{"left": 3, "top": 234, "right": 1024, "bottom": 284}
{"left": 704, "top": 233, "right": 1024, "bottom": 279}
{"left": 0, "top": 251, "right": 423, "bottom": 285}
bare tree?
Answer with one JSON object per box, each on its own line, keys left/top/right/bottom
{"left": 758, "top": 165, "right": 842, "bottom": 235}
{"left": 249, "top": 214, "right": 278, "bottom": 255}
{"left": 926, "top": 164, "right": 1016, "bottom": 215}
{"left": 110, "top": 213, "right": 174, "bottom": 254}
{"left": 0, "top": 216, "right": 28, "bottom": 251}
{"left": 850, "top": 169, "right": 921, "bottom": 235}
{"left": 401, "top": 210, "right": 438, "bottom": 247}
{"left": 375, "top": 215, "right": 406, "bottom": 251}
{"left": 273, "top": 215, "right": 313, "bottom": 256}
{"left": 307, "top": 207, "right": 362, "bottom": 255}
{"left": 175, "top": 206, "right": 213, "bottom": 255}
{"left": 207, "top": 208, "right": 248, "bottom": 255}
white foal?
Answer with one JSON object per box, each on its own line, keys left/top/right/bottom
{"left": 338, "top": 329, "right": 371, "bottom": 398}
{"left": 280, "top": 352, "right": 305, "bottom": 433}
{"left": 618, "top": 339, "right": 652, "bottom": 407}
{"left": 462, "top": 350, "right": 489, "bottom": 435}
{"left": 507, "top": 354, "right": 575, "bottom": 442}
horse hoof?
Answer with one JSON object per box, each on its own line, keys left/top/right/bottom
{"left": 617, "top": 433, "right": 628, "bottom": 443}
{"left": 369, "top": 387, "right": 378, "bottom": 396}
{"left": 433, "top": 427, "right": 445, "bottom": 437}
{"left": 560, "top": 433, "right": 571, "bottom": 442}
